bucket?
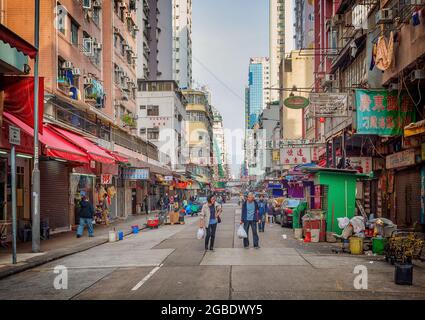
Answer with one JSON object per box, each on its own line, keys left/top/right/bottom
{"left": 108, "top": 231, "right": 117, "bottom": 242}
{"left": 394, "top": 263, "right": 413, "bottom": 285}
{"left": 349, "top": 237, "right": 363, "bottom": 255}
{"left": 294, "top": 228, "right": 303, "bottom": 240}
{"left": 311, "top": 229, "right": 320, "bottom": 243}
{"left": 372, "top": 237, "right": 386, "bottom": 255}
{"left": 131, "top": 225, "right": 139, "bottom": 234}
{"left": 304, "top": 231, "right": 311, "bottom": 243}
{"left": 117, "top": 231, "right": 124, "bottom": 241}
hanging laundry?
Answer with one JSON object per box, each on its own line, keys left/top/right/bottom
{"left": 412, "top": 10, "right": 420, "bottom": 26}
{"left": 69, "top": 86, "right": 78, "bottom": 100}
{"left": 65, "top": 69, "right": 74, "bottom": 85}
{"left": 369, "top": 43, "right": 377, "bottom": 71}
{"left": 375, "top": 31, "right": 394, "bottom": 71}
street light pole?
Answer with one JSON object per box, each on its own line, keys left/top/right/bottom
{"left": 32, "top": 0, "right": 40, "bottom": 253}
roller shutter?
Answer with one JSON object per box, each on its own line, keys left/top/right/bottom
{"left": 395, "top": 167, "right": 421, "bottom": 228}
{"left": 40, "top": 161, "right": 69, "bottom": 230}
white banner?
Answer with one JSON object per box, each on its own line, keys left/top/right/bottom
{"left": 280, "top": 147, "right": 311, "bottom": 165}
{"left": 309, "top": 93, "right": 348, "bottom": 117}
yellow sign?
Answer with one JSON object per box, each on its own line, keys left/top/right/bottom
{"left": 404, "top": 120, "right": 425, "bottom": 137}
{"left": 272, "top": 150, "right": 280, "bottom": 161}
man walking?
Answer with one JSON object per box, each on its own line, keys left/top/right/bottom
{"left": 258, "top": 194, "right": 268, "bottom": 232}
{"left": 241, "top": 192, "right": 260, "bottom": 249}
{"left": 76, "top": 196, "right": 95, "bottom": 238}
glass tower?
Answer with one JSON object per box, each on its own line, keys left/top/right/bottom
{"left": 247, "top": 62, "right": 263, "bottom": 128}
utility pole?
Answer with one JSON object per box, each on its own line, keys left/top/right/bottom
{"left": 32, "top": 0, "right": 40, "bottom": 253}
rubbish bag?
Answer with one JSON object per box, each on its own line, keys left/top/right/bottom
{"left": 237, "top": 225, "right": 248, "bottom": 239}
{"left": 196, "top": 228, "right": 205, "bottom": 240}
{"left": 337, "top": 217, "right": 350, "bottom": 229}
{"left": 350, "top": 216, "right": 365, "bottom": 234}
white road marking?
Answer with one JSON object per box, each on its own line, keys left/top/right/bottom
{"left": 131, "top": 264, "right": 163, "bottom": 291}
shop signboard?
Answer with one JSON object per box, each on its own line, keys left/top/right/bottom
{"left": 268, "top": 183, "right": 282, "bottom": 189}
{"left": 122, "top": 167, "right": 150, "bottom": 180}
{"left": 309, "top": 93, "right": 348, "bottom": 117}
{"left": 336, "top": 156, "right": 372, "bottom": 173}
{"left": 164, "top": 175, "right": 173, "bottom": 182}
{"left": 283, "top": 96, "right": 309, "bottom": 109}
{"left": 386, "top": 149, "right": 416, "bottom": 169}
{"left": 280, "top": 147, "right": 311, "bottom": 165}
{"left": 272, "top": 150, "right": 280, "bottom": 161}
{"left": 101, "top": 174, "right": 113, "bottom": 185}
{"left": 9, "top": 126, "right": 20, "bottom": 145}
{"left": 355, "top": 89, "right": 416, "bottom": 135}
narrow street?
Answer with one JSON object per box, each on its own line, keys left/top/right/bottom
{"left": 1, "top": 199, "right": 424, "bottom": 300}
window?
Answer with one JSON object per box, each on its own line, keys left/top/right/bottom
{"left": 71, "top": 20, "right": 78, "bottom": 45}
{"left": 140, "top": 105, "right": 146, "bottom": 110}
{"left": 139, "top": 128, "right": 146, "bottom": 135}
{"left": 147, "top": 105, "right": 159, "bottom": 116}
{"left": 93, "top": 7, "right": 100, "bottom": 25}
{"left": 147, "top": 128, "right": 159, "bottom": 140}
{"left": 199, "top": 135, "right": 203, "bottom": 141}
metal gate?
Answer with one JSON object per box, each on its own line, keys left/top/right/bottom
{"left": 395, "top": 168, "right": 421, "bottom": 228}
{"left": 40, "top": 161, "right": 69, "bottom": 230}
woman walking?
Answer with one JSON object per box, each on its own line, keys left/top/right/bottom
{"left": 200, "top": 195, "right": 222, "bottom": 251}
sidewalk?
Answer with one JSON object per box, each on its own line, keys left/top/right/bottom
{"left": 0, "top": 211, "right": 161, "bottom": 280}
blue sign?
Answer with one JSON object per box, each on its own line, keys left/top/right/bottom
{"left": 122, "top": 168, "right": 150, "bottom": 180}
{"left": 268, "top": 183, "right": 282, "bottom": 189}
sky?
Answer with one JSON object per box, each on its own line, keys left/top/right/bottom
{"left": 192, "top": 0, "right": 269, "bottom": 177}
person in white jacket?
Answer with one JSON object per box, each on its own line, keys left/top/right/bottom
{"left": 200, "top": 195, "right": 222, "bottom": 251}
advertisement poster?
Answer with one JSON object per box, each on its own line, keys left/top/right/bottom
{"left": 355, "top": 89, "right": 416, "bottom": 135}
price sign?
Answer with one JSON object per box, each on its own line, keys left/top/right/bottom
{"left": 9, "top": 126, "right": 20, "bottom": 145}
{"left": 101, "top": 174, "right": 113, "bottom": 185}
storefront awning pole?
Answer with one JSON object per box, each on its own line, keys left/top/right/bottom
{"left": 11, "top": 145, "right": 17, "bottom": 264}
{"left": 31, "top": 0, "right": 41, "bottom": 253}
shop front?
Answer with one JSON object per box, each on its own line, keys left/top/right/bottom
{"left": 121, "top": 167, "right": 150, "bottom": 216}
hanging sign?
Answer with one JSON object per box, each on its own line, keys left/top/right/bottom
{"left": 355, "top": 89, "right": 416, "bottom": 136}
{"left": 386, "top": 149, "right": 415, "bottom": 169}
{"left": 9, "top": 126, "right": 20, "bottom": 145}
{"left": 283, "top": 96, "right": 309, "bottom": 109}
{"left": 280, "top": 147, "right": 311, "bottom": 165}
{"left": 101, "top": 174, "right": 113, "bottom": 185}
{"left": 309, "top": 93, "right": 348, "bottom": 117}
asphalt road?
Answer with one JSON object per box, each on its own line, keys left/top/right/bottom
{"left": 1, "top": 199, "right": 425, "bottom": 300}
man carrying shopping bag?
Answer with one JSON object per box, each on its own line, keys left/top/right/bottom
{"left": 240, "top": 192, "right": 260, "bottom": 249}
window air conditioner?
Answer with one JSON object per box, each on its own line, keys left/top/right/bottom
{"left": 376, "top": 9, "right": 393, "bottom": 24}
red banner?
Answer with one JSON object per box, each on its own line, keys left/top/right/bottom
{"left": 0, "top": 76, "right": 44, "bottom": 133}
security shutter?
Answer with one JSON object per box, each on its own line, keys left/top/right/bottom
{"left": 40, "top": 161, "right": 69, "bottom": 230}
{"left": 395, "top": 168, "right": 421, "bottom": 228}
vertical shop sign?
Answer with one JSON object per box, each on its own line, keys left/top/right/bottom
{"left": 355, "top": 90, "right": 416, "bottom": 135}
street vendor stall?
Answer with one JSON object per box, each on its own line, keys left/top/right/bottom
{"left": 301, "top": 167, "right": 369, "bottom": 234}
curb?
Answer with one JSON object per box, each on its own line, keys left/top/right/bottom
{"left": 0, "top": 225, "right": 149, "bottom": 281}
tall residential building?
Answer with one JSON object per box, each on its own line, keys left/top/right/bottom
{"left": 269, "top": 0, "right": 285, "bottom": 102}
{"left": 172, "top": 0, "right": 192, "bottom": 89}
{"left": 136, "top": 0, "right": 173, "bottom": 81}
{"left": 246, "top": 57, "right": 270, "bottom": 129}
{"left": 294, "top": 0, "right": 315, "bottom": 50}
{"left": 212, "top": 107, "right": 229, "bottom": 180}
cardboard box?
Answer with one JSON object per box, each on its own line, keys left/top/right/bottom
{"left": 169, "top": 212, "right": 179, "bottom": 224}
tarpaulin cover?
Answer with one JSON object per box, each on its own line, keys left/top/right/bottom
{"left": 0, "top": 76, "right": 44, "bottom": 133}
{"left": 3, "top": 112, "right": 88, "bottom": 163}
{"left": 49, "top": 125, "right": 116, "bottom": 164}
{"left": 0, "top": 24, "right": 37, "bottom": 58}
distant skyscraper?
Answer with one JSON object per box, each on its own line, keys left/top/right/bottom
{"left": 172, "top": 0, "right": 192, "bottom": 88}
{"left": 246, "top": 57, "right": 270, "bottom": 129}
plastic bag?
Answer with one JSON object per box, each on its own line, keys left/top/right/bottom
{"left": 237, "top": 225, "right": 248, "bottom": 239}
{"left": 337, "top": 217, "right": 350, "bottom": 229}
{"left": 350, "top": 216, "right": 365, "bottom": 234}
{"left": 196, "top": 228, "right": 205, "bottom": 240}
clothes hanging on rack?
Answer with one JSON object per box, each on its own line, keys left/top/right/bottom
{"left": 375, "top": 31, "right": 394, "bottom": 71}
{"left": 369, "top": 42, "right": 377, "bottom": 71}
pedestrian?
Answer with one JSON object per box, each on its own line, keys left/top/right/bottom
{"left": 240, "top": 192, "right": 260, "bottom": 249}
{"left": 76, "top": 196, "right": 95, "bottom": 238}
{"left": 200, "top": 195, "right": 222, "bottom": 251}
{"left": 143, "top": 195, "right": 149, "bottom": 215}
{"left": 101, "top": 193, "right": 110, "bottom": 225}
{"left": 258, "top": 194, "right": 268, "bottom": 232}
{"left": 164, "top": 193, "right": 170, "bottom": 211}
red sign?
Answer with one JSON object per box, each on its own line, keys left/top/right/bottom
{"left": 101, "top": 174, "right": 113, "bottom": 185}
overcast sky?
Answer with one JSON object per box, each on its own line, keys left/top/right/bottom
{"left": 192, "top": 0, "right": 269, "bottom": 177}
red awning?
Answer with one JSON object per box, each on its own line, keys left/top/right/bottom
{"left": 0, "top": 24, "right": 37, "bottom": 58}
{"left": 102, "top": 149, "right": 129, "bottom": 163}
{"left": 3, "top": 112, "right": 89, "bottom": 164}
{"left": 49, "top": 126, "right": 116, "bottom": 164}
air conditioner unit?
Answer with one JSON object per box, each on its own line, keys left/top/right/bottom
{"left": 119, "top": 1, "right": 127, "bottom": 8}
{"left": 62, "top": 61, "right": 73, "bottom": 69}
{"left": 332, "top": 14, "right": 344, "bottom": 25}
{"left": 72, "top": 68, "right": 82, "bottom": 76}
{"left": 94, "top": 43, "right": 102, "bottom": 50}
{"left": 376, "top": 9, "right": 393, "bottom": 24}
{"left": 84, "top": 77, "right": 93, "bottom": 85}
{"left": 133, "top": 25, "right": 139, "bottom": 32}
{"left": 125, "top": 12, "right": 132, "bottom": 19}
{"left": 113, "top": 26, "right": 120, "bottom": 34}
{"left": 92, "top": 0, "right": 101, "bottom": 8}
{"left": 325, "top": 74, "right": 336, "bottom": 82}
{"left": 82, "top": 0, "right": 92, "bottom": 10}
{"left": 410, "top": 69, "right": 425, "bottom": 81}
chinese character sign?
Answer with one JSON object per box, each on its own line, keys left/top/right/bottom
{"left": 122, "top": 168, "right": 150, "bottom": 180}
{"left": 280, "top": 148, "right": 311, "bottom": 165}
{"left": 355, "top": 89, "right": 416, "bottom": 135}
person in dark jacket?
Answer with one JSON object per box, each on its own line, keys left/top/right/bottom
{"left": 257, "top": 194, "right": 268, "bottom": 232}
{"left": 76, "top": 196, "right": 95, "bottom": 238}
{"left": 240, "top": 192, "right": 260, "bottom": 248}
